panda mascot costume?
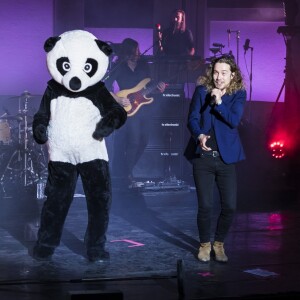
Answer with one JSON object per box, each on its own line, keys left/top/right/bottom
{"left": 32, "top": 30, "right": 127, "bottom": 261}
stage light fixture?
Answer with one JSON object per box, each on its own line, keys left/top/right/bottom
{"left": 269, "top": 141, "right": 286, "bottom": 159}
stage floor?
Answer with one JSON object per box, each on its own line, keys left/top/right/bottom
{"left": 0, "top": 183, "right": 299, "bottom": 299}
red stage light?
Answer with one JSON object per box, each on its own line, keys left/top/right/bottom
{"left": 269, "top": 141, "right": 285, "bottom": 159}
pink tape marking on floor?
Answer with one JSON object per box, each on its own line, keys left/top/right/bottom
{"left": 197, "top": 272, "right": 214, "bottom": 277}
{"left": 110, "top": 239, "right": 145, "bottom": 247}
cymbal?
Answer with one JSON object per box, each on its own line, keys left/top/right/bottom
{"left": 0, "top": 115, "right": 23, "bottom": 121}
{"left": 0, "top": 114, "right": 33, "bottom": 121}
{"left": 21, "top": 90, "right": 32, "bottom": 97}
{"left": 8, "top": 90, "right": 40, "bottom": 100}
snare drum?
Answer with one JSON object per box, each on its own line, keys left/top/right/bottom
{"left": 0, "top": 120, "right": 11, "bottom": 145}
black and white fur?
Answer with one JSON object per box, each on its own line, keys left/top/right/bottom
{"left": 31, "top": 30, "right": 126, "bottom": 261}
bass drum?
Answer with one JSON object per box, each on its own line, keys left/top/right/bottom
{"left": 0, "top": 119, "right": 12, "bottom": 145}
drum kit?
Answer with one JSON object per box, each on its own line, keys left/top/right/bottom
{"left": 0, "top": 91, "right": 47, "bottom": 197}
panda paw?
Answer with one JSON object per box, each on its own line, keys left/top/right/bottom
{"left": 33, "top": 124, "right": 48, "bottom": 144}
{"left": 92, "top": 131, "right": 104, "bottom": 141}
{"left": 93, "top": 116, "right": 115, "bottom": 140}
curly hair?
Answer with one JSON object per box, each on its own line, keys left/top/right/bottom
{"left": 197, "top": 54, "right": 246, "bottom": 94}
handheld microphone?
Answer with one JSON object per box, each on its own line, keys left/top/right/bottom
{"left": 243, "top": 39, "right": 250, "bottom": 54}
{"left": 212, "top": 43, "right": 225, "bottom": 48}
{"left": 210, "top": 95, "right": 217, "bottom": 106}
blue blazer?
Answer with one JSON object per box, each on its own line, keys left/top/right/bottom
{"left": 187, "top": 85, "right": 246, "bottom": 164}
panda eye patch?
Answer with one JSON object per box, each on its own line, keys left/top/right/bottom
{"left": 56, "top": 57, "right": 70, "bottom": 76}
{"left": 84, "top": 58, "right": 98, "bottom": 77}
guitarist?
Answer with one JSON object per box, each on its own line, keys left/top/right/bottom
{"left": 105, "top": 38, "right": 165, "bottom": 188}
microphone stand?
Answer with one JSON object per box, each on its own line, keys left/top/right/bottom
{"left": 248, "top": 46, "right": 254, "bottom": 122}
{"left": 236, "top": 30, "right": 240, "bottom": 66}
{"left": 249, "top": 46, "right": 254, "bottom": 102}
{"left": 227, "top": 30, "right": 240, "bottom": 65}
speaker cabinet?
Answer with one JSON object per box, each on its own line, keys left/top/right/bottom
{"left": 147, "top": 118, "right": 184, "bottom": 149}
{"left": 133, "top": 149, "right": 184, "bottom": 179}
{"left": 150, "top": 86, "right": 185, "bottom": 117}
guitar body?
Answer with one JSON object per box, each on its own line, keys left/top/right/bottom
{"left": 116, "top": 78, "right": 154, "bottom": 116}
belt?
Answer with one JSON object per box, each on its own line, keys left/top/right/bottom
{"left": 201, "top": 150, "right": 220, "bottom": 157}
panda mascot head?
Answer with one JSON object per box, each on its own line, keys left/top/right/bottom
{"left": 44, "top": 30, "right": 112, "bottom": 92}
{"left": 32, "top": 29, "right": 126, "bottom": 162}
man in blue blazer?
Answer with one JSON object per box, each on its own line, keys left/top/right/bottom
{"left": 187, "top": 54, "right": 246, "bottom": 263}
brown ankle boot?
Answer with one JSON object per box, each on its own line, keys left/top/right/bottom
{"left": 213, "top": 241, "right": 228, "bottom": 262}
{"left": 197, "top": 242, "right": 211, "bottom": 262}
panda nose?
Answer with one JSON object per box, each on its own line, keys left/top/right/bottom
{"left": 69, "top": 77, "right": 81, "bottom": 90}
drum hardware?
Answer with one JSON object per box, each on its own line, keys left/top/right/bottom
{"left": 0, "top": 92, "right": 47, "bottom": 196}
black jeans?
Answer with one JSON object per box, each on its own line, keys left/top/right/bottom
{"left": 192, "top": 154, "right": 237, "bottom": 243}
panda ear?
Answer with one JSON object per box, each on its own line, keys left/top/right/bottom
{"left": 95, "top": 39, "right": 113, "bottom": 56}
{"left": 44, "top": 36, "right": 61, "bottom": 53}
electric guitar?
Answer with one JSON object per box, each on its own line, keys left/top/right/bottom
{"left": 116, "top": 78, "right": 160, "bottom": 117}
{"left": 114, "top": 56, "right": 205, "bottom": 117}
